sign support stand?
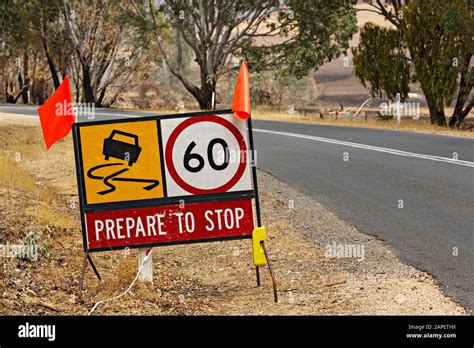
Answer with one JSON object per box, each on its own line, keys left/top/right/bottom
{"left": 73, "top": 110, "right": 276, "bottom": 302}
{"left": 247, "top": 117, "right": 278, "bottom": 303}
{"left": 79, "top": 252, "right": 101, "bottom": 294}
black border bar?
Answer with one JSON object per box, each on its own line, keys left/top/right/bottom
{"left": 0, "top": 316, "right": 472, "bottom": 346}
{"left": 83, "top": 190, "right": 255, "bottom": 213}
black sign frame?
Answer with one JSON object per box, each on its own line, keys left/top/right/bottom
{"left": 72, "top": 109, "right": 261, "bottom": 252}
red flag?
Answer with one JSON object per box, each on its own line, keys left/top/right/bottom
{"left": 37, "top": 76, "right": 76, "bottom": 150}
{"left": 231, "top": 61, "right": 251, "bottom": 120}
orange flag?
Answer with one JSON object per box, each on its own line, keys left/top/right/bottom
{"left": 231, "top": 61, "right": 251, "bottom": 120}
{"left": 37, "top": 76, "right": 76, "bottom": 150}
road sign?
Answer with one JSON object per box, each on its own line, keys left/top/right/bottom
{"left": 161, "top": 114, "right": 252, "bottom": 196}
{"left": 84, "top": 199, "right": 254, "bottom": 251}
{"left": 73, "top": 110, "right": 257, "bottom": 252}
{"left": 78, "top": 120, "right": 164, "bottom": 204}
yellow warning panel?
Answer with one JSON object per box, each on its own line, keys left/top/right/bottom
{"left": 79, "top": 120, "right": 165, "bottom": 204}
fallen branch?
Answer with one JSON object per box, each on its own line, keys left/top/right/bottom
{"left": 324, "top": 280, "right": 347, "bottom": 287}
{"left": 23, "top": 295, "right": 64, "bottom": 312}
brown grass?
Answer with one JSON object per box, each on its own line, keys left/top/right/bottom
{"left": 35, "top": 202, "right": 77, "bottom": 229}
{"left": 0, "top": 125, "right": 76, "bottom": 230}
{"left": 0, "top": 156, "right": 39, "bottom": 193}
{"left": 251, "top": 109, "right": 474, "bottom": 138}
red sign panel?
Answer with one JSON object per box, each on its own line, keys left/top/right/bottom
{"left": 84, "top": 199, "right": 254, "bottom": 251}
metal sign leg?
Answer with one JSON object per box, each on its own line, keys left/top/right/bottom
{"left": 79, "top": 253, "right": 101, "bottom": 294}
{"left": 87, "top": 254, "right": 101, "bottom": 281}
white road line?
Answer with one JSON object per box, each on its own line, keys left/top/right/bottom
{"left": 77, "top": 113, "right": 142, "bottom": 118}
{"left": 253, "top": 128, "right": 474, "bottom": 168}
{"left": 0, "top": 107, "right": 145, "bottom": 119}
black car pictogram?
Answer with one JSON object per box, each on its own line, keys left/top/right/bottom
{"left": 88, "top": 129, "right": 159, "bottom": 195}
{"left": 103, "top": 130, "right": 142, "bottom": 166}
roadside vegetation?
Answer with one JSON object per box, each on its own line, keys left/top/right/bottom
{"left": 2, "top": 1, "right": 471, "bottom": 130}
{"left": 352, "top": 0, "right": 472, "bottom": 127}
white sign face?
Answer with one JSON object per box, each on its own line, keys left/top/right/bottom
{"left": 161, "top": 113, "right": 253, "bottom": 197}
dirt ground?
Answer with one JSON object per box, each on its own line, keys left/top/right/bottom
{"left": 0, "top": 114, "right": 468, "bottom": 315}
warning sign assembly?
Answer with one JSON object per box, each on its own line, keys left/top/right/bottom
{"left": 73, "top": 110, "right": 257, "bottom": 252}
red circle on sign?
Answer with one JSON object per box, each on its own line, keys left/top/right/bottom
{"left": 165, "top": 115, "right": 248, "bottom": 195}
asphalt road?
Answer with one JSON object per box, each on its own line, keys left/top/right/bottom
{"left": 251, "top": 120, "right": 473, "bottom": 310}
{"left": 1, "top": 105, "right": 473, "bottom": 310}
{"left": 0, "top": 104, "right": 156, "bottom": 121}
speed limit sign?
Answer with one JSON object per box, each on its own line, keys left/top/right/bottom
{"left": 73, "top": 110, "right": 258, "bottom": 252}
{"left": 161, "top": 113, "right": 252, "bottom": 197}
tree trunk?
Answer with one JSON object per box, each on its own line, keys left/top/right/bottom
{"left": 18, "top": 73, "right": 27, "bottom": 104}
{"left": 96, "top": 87, "right": 106, "bottom": 108}
{"left": 448, "top": 55, "right": 472, "bottom": 128}
{"left": 20, "top": 51, "right": 30, "bottom": 104}
{"left": 197, "top": 95, "right": 212, "bottom": 110}
{"left": 197, "top": 81, "right": 215, "bottom": 110}
{"left": 6, "top": 92, "right": 14, "bottom": 103}
{"left": 82, "top": 65, "right": 96, "bottom": 105}
{"left": 432, "top": 108, "right": 446, "bottom": 126}
{"left": 449, "top": 100, "right": 473, "bottom": 128}
{"left": 5, "top": 78, "right": 18, "bottom": 104}
{"left": 449, "top": 112, "right": 462, "bottom": 128}
{"left": 4, "top": 79, "right": 8, "bottom": 103}
{"left": 43, "top": 39, "right": 60, "bottom": 89}
{"left": 424, "top": 90, "right": 447, "bottom": 126}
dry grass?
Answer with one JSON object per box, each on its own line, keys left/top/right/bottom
{"left": 251, "top": 109, "right": 474, "bottom": 138}
{"left": 35, "top": 202, "right": 77, "bottom": 229}
{"left": 0, "top": 156, "right": 38, "bottom": 193}
{"left": 0, "top": 114, "right": 41, "bottom": 195}
{"left": 0, "top": 125, "right": 44, "bottom": 193}
{"left": 0, "top": 125, "right": 76, "bottom": 230}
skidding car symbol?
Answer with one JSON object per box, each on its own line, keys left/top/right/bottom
{"left": 103, "top": 130, "right": 142, "bottom": 166}
{"left": 88, "top": 129, "right": 159, "bottom": 195}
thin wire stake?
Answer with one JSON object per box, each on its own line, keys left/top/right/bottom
{"left": 261, "top": 241, "right": 278, "bottom": 303}
{"left": 79, "top": 253, "right": 88, "bottom": 294}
